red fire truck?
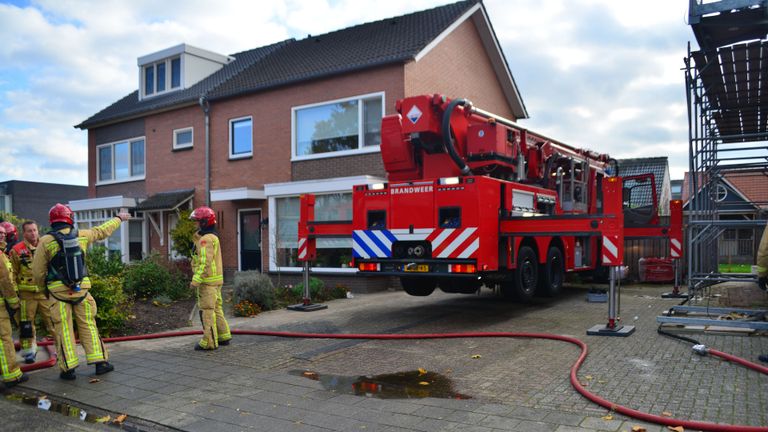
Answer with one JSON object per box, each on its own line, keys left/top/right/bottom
{"left": 297, "top": 94, "right": 682, "bottom": 302}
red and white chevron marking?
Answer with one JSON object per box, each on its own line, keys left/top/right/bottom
{"left": 602, "top": 235, "right": 620, "bottom": 265}
{"left": 426, "top": 227, "right": 480, "bottom": 259}
{"left": 298, "top": 237, "right": 307, "bottom": 260}
{"left": 670, "top": 238, "right": 682, "bottom": 258}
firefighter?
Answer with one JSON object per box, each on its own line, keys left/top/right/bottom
{"left": 189, "top": 206, "right": 231, "bottom": 351}
{"left": 31, "top": 204, "right": 130, "bottom": 380}
{"left": 0, "top": 238, "right": 27, "bottom": 387}
{"left": 10, "top": 220, "right": 56, "bottom": 364}
{"left": 1, "top": 221, "right": 19, "bottom": 254}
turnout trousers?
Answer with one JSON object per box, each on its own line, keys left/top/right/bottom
{"left": 18, "top": 291, "right": 56, "bottom": 356}
{"left": 197, "top": 283, "right": 231, "bottom": 349}
{"left": 0, "top": 301, "right": 22, "bottom": 382}
{"left": 48, "top": 292, "right": 108, "bottom": 372}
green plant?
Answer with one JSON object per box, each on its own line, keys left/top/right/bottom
{"left": 169, "top": 209, "right": 198, "bottom": 259}
{"left": 123, "top": 254, "right": 172, "bottom": 299}
{"left": 86, "top": 245, "right": 125, "bottom": 277}
{"left": 234, "top": 299, "right": 262, "bottom": 317}
{"left": 233, "top": 271, "right": 276, "bottom": 310}
{"left": 160, "top": 258, "right": 193, "bottom": 300}
{"left": 89, "top": 275, "right": 131, "bottom": 336}
{"left": 0, "top": 212, "right": 24, "bottom": 228}
{"left": 292, "top": 276, "right": 325, "bottom": 300}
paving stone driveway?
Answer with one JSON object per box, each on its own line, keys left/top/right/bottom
{"left": 12, "top": 283, "right": 768, "bottom": 431}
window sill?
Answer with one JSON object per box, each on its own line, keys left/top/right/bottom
{"left": 172, "top": 146, "right": 193, "bottom": 152}
{"left": 291, "top": 146, "right": 380, "bottom": 162}
{"left": 96, "top": 176, "right": 146, "bottom": 186}
{"left": 229, "top": 154, "right": 253, "bottom": 161}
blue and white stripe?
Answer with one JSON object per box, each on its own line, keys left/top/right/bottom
{"left": 353, "top": 230, "right": 399, "bottom": 258}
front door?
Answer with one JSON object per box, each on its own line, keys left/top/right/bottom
{"left": 240, "top": 210, "right": 262, "bottom": 271}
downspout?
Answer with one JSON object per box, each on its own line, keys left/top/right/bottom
{"left": 199, "top": 95, "right": 211, "bottom": 206}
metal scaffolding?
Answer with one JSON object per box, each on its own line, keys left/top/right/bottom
{"left": 684, "top": 1, "right": 768, "bottom": 294}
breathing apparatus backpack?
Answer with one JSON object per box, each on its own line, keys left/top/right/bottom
{"left": 47, "top": 228, "right": 87, "bottom": 292}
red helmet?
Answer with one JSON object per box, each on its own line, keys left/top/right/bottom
{"left": 190, "top": 206, "right": 216, "bottom": 227}
{"left": 0, "top": 222, "right": 16, "bottom": 241}
{"left": 49, "top": 203, "right": 74, "bottom": 225}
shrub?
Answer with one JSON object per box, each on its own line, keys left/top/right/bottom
{"left": 292, "top": 276, "right": 325, "bottom": 300}
{"left": 123, "top": 254, "right": 172, "bottom": 299}
{"left": 86, "top": 245, "right": 125, "bottom": 277}
{"left": 233, "top": 271, "right": 276, "bottom": 310}
{"left": 234, "top": 300, "right": 262, "bottom": 317}
{"left": 169, "top": 209, "right": 198, "bottom": 259}
{"left": 89, "top": 275, "right": 131, "bottom": 336}
{"left": 160, "top": 258, "right": 193, "bottom": 300}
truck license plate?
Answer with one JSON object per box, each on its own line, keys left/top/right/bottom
{"left": 404, "top": 264, "right": 429, "bottom": 272}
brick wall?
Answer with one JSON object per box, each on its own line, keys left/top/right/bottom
{"left": 292, "top": 152, "right": 386, "bottom": 181}
{"left": 405, "top": 18, "right": 515, "bottom": 120}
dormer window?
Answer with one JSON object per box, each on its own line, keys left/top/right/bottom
{"left": 143, "top": 57, "right": 180, "bottom": 97}
{"left": 138, "top": 44, "right": 234, "bottom": 100}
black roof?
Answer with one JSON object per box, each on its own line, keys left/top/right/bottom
{"left": 78, "top": 0, "right": 482, "bottom": 129}
{"left": 135, "top": 189, "right": 194, "bottom": 211}
{"left": 617, "top": 157, "right": 668, "bottom": 206}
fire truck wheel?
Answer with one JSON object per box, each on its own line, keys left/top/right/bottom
{"left": 537, "top": 246, "right": 564, "bottom": 297}
{"left": 503, "top": 246, "right": 538, "bottom": 301}
{"left": 401, "top": 277, "right": 436, "bottom": 296}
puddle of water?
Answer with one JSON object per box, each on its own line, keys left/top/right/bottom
{"left": 5, "top": 392, "right": 108, "bottom": 423}
{"left": 291, "top": 369, "right": 471, "bottom": 399}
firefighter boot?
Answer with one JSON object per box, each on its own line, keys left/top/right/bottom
{"left": 5, "top": 373, "right": 29, "bottom": 389}
{"left": 218, "top": 339, "right": 230, "bottom": 346}
{"left": 95, "top": 362, "right": 114, "bottom": 375}
{"left": 59, "top": 368, "right": 76, "bottom": 380}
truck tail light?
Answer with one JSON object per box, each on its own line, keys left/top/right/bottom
{"left": 449, "top": 264, "right": 476, "bottom": 273}
{"left": 358, "top": 262, "right": 380, "bottom": 272}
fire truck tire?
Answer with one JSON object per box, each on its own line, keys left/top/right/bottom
{"left": 538, "top": 246, "right": 564, "bottom": 297}
{"left": 504, "top": 246, "right": 538, "bottom": 301}
{"left": 401, "top": 277, "right": 436, "bottom": 296}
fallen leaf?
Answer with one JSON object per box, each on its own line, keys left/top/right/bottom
{"left": 584, "top": 375, "right": 593, "bottom": 380}
{"left": 471, "top": 354, "right": 482, "bottom": 359}
{"left": 113, "top": 414, "right": 128, "bottom": 425}
{"left": 89, "top": 378, "right": 100, "bottom": 384}
{"left": 598, "top": 380, "right": 607, "bottom": 384}
{"left": 580, "top": 382, "right": 588, "bottom": 387}
{"left": 418, "top": 381, "right": 430, "bottom": 386}
{"left": 302, "top": 371, "right": 319, "bottom": 380}
{"left": 128, "top": 315, "right": 136, "bottom": 320}
{"left": 632, "top": 427, "right": 647, "bottom": 432}
{"left": 94, "top": 415, "right": 111, "bottom": 423}
{"left": 417, "top": 368, "right": 427, "bottom": 375}
{"left": 662, "top": 411, "right": 673, "bottom": 417}
{"left": 667, "top": 427, "right": 684, "bottom": 432}
{"left": 602, "top": 414, "right": 613, "bottom": 421}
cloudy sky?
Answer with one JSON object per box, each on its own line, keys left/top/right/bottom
{"left": 0, "top": 0, "right": 694, "bottom": 185}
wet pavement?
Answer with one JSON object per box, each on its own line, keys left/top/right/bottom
{"left": 7, "top": 283, "right": 768, "bottom": 431}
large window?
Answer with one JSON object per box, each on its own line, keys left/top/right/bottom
{"left": 143, "top": 56, "right": 181, "bottom": 98}
{"left": 229, "top": 116, "right": 253, "bottom": 158}
{"left": 274, "top": 193, "right": 352, "bottom": 269}
{"left": 97, "top": 138, "right": 145, "bottom": 184}
{"left": 293, "top": 93, "right": 383, "bottom": 160}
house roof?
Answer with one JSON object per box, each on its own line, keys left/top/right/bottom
{"left": 78, "top": 0, "right": 526, "bottom": 130}
{"left": 617, "top": 157, "right": 668, "bottom": 206}
{"left": 135, "top": 189, "right": 195, "bottom": 211}
{"left": 681, "top": 170, "right": 768, "bottom": 210}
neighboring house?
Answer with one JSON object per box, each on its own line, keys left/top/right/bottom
{"left": 682, "top": 169, "right": 768, "bottom": 264}
{"left": 670, "top": 179, "right": 683, "bottom": 201}
{"left": 0, "top": 180, "right": 87, "bottom": 226}
{"left": 74, "top": 0, "right": 528, "bottom": 289}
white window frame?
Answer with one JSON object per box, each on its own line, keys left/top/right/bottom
{"left": 96, "top": 137, "right": 146, "bottom": 185}
{"left": 229, "top": 115, "right": 253, "bottom": 159}
{"left": 291, "top": 91, "right": 385, "bottom": 162}
{"left": 141, "top": 56, "right": 182, "bottom": 99}
{"left": 173, "top": 127, "right": 194, "bottom": 150}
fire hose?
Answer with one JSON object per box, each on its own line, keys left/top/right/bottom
{"left": 16, "top": 330, "right": 768, "bottom": 432}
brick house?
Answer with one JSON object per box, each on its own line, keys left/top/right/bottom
{"left": 74, "top": 0, "right": 527, "bottom": 289}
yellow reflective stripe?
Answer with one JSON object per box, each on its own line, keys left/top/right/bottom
{"left": 217, "top": 290, "right": 231, "bottom": 340}
{"left": 17, "top": 284, "right": 40, "bottom": 292}
{"left": 201, "top": 275, "right": 223, "bottom": 283}
{"left": 0, "top": 337, "right": 22, "bottom": 380}
{"left": 5, "top": 297, "right": 19, "bottom": 306}
{"left": 20, "top": 302, "right": 28, "bottom": 321}
{"left": 211, "top": 306, "right": 218, "bottom": 347}
{"left": 84, "top": 299, "right": 103, "bottom": 361}
{"left": 211, "top": 238, "right": 219, "bottom": 277}
{"left": 193, "top": 244, "right": 207, "bottom": 283}
{"left": 59, "top": 302, "right": 78, "bottom": 369}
